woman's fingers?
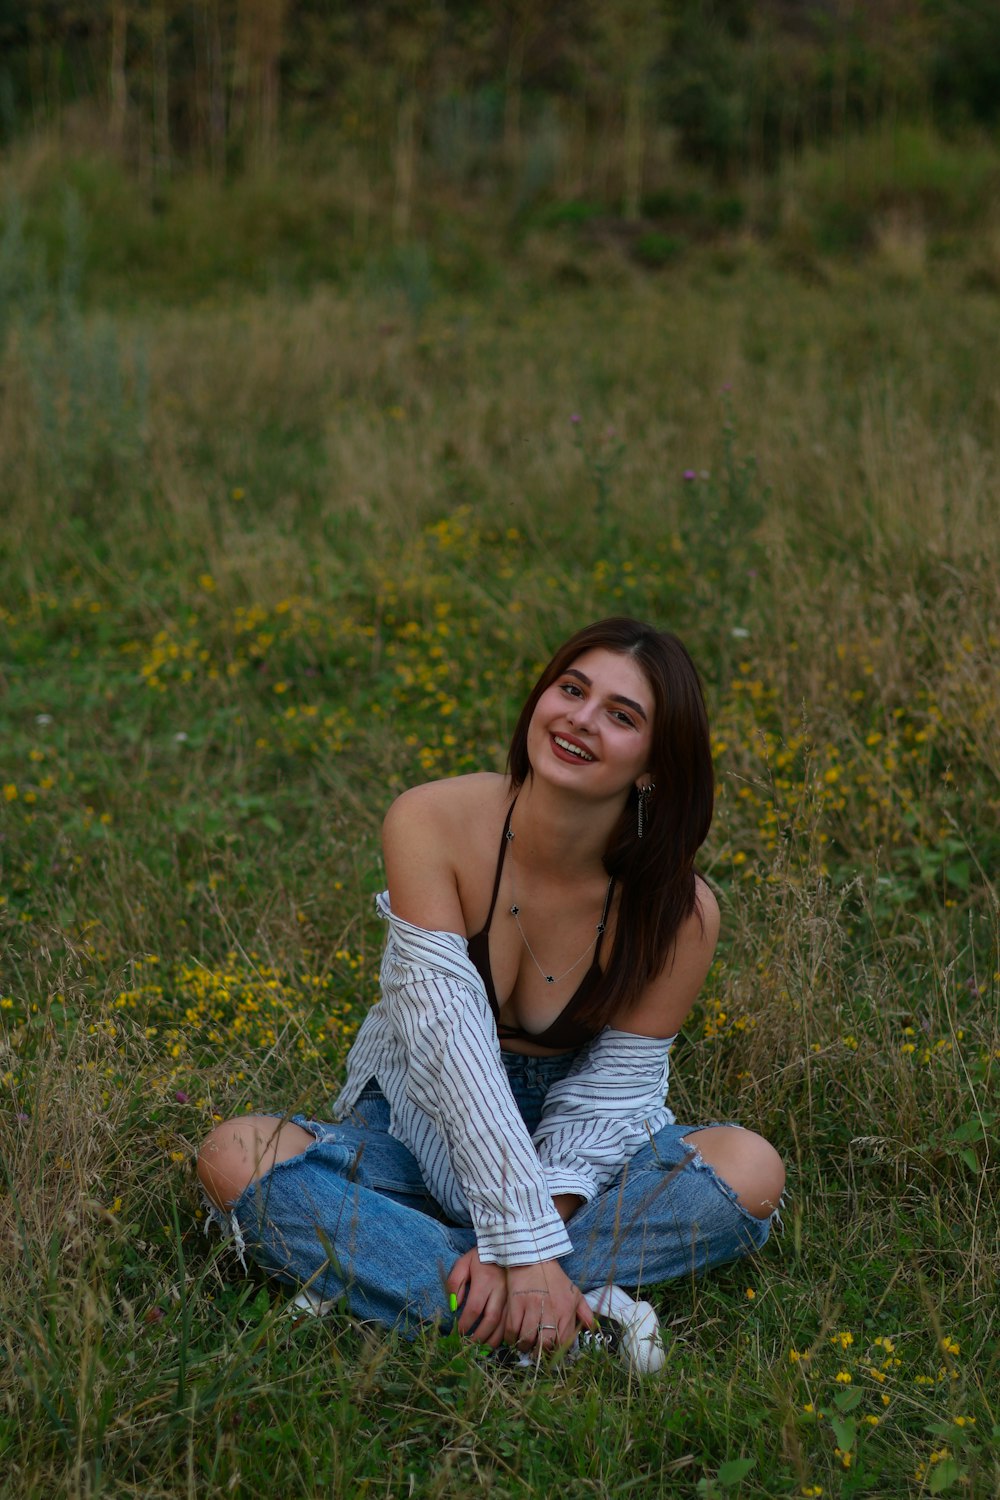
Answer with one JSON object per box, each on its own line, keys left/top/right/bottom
{"left": 471, "top": 1286, "right": 508, "bottom": 1347}
{"left": 458, "top": 1281, "right": 499, "bottom": 1336}
{"left": 450, "top": 1250, "right": 508, "bottom": 1343}
{"left": 457, "top": 1293, "right": 483, "bottom": 1335}
{"left": 506, "top": 1261, "right": 586, "bottom": 1352}
{"left": 447, "top": 1267, "right": 473, "bottom": 1329}
{"left": 508, "top": 1300, "right": 539, "bottom": 1351}
{"left": 554, "top": 1298, "right": 581, "bottom": 1350}
{"left": 445, "top": 1248, "right": 474, "bottom": 1304}
{"left": 506, "top": 1293, "right": 564, "bottom": 1352}
{"left": 454, "top": 1261, "right": 588, "bottom": 1353}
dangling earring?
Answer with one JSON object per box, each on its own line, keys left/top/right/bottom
{"left": 636, "top": 783, "right": 654, "bottom": 839}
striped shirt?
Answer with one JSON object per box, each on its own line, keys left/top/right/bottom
{"left": 333, "top": 892, "right": 676, "bottom": 1267}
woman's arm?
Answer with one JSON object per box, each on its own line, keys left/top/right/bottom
{"left": 378, "top": 786, "right": 598, "bottom": 1347}
{"left": 376, "top": 902, "right": 574, "bottom": 1264}
{"left": 533, "top": 883, "right": 721, "bottom": 1204}
{"left": 614, "top": 878, "right": 720, "bottom": 1040}
{"left": 381, "top": 783, "right": 469, "bottom": 932}
{"left": 376, "top": 786, "right": 574, "bottom": 1265}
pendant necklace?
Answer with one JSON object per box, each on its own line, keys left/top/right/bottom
{"left": 505, "top": 824, "right": 612, "bottom": 985}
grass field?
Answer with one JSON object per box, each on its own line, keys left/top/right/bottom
{"left": 1, "top": 143, "right": 998, "bottom": 1497}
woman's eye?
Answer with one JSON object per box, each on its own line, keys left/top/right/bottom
{"left": 560, "top": 682, "right": 583, "bottom": 697}
{"left": 612, "top": 710, "right": 636, "bottom": 727}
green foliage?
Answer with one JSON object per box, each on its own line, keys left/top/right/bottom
{"left": 536, "top": 199, "right": 605, "bottom": 229}
{"left": 5, "top": 120, "right": 1000, "bottom": 320}
{"left": 928, "top": 0, "right": 1000, "bottom": 127}
{"left": 2, "top": 0, "right": 1000, "bottom": 198}
{"left": 788, "top": 123, "right": 1000, "bottom": 252}
{"left": 0, "top": 188, "right": 149, "bottom": 520}
{"left": 633, "top": 229, "right": 688, "bottom": 268}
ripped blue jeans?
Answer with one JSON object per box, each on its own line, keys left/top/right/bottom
{"left": 207, "top": 1051, "right": 775, "bottom": 1331}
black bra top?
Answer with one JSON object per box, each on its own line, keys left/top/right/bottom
{"left": 467, "top": 800, "right": 616, "bottom": 1051}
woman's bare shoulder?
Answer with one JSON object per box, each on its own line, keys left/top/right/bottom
{"left": 384, "top": 772, "right": 508, "bottom": 833}
{"left": 381, "top": 773, "right": 508, "bottom": 932}
{"left": 693, "top": 874, "right": 721, "bottom": 943}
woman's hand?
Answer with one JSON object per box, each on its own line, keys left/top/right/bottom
{"left": 505, "top": 1260, "right": 594, "bottom": 1353}
{"left": 446, "top": 1248, "right": 508, "bottom": 1347}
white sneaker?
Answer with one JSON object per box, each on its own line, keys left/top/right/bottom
{"left": 578, "top": 1285, "right": 667, "bottom": 1374}
{"left": 289, "top": 1288, "right": 338, "bottom": 1317}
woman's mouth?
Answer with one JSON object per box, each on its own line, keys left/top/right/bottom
{"left": 551, "top": 734, "right": 596, "bottom": 763}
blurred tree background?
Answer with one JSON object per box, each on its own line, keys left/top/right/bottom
{"left": 2, "top": 1, "right": 998, "bottom": 210}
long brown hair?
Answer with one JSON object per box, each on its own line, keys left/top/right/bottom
{"left": 506, "top": 617, "right": 714, "bottom": 1027}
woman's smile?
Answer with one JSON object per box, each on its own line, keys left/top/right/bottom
{"left": 528, "top": 647, "right": 654, "bottom": 793}
{"left": 550, "top": 732, "right": 596, "bottom": 763}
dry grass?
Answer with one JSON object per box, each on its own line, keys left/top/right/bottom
{"left": 1, "top": 214, "right": 998, "bottom": 1495}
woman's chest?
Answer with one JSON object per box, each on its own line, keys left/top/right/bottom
{"left": 464, "top": 861, "right": 616, "bottom": 1035}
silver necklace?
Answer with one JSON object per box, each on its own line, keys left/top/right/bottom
{"left": 505, "top": 826, "right": 611, "bottom": 986}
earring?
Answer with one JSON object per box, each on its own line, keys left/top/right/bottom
{"left": 636, "top": 783, "right": 654, "bottom": 839}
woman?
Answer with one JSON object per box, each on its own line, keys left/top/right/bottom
{"left": 198, "top": 617, "right": 784, "bottom": 1371}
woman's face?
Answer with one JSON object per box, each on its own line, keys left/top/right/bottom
{"left": 526, "top": 647, "right": 655, "bottom": 799}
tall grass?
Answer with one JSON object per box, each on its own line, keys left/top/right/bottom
{"left": 1, "top": 155, "right": 998, "bottom": 1496}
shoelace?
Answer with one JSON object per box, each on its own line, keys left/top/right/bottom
{"left": 577, "top": 1323, "right": 620, "bottom": 1355}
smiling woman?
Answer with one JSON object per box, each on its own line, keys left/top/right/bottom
{"left": 197, "top": 617, "right": 784, "bottom": 1373}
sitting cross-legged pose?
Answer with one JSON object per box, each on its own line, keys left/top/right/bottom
{"left": 198, "top": 616, "right": 785, "bottom": 1371}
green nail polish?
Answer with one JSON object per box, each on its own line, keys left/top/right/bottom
{"left": 449, "top": 1292, "right": 458, "bottom": 1313}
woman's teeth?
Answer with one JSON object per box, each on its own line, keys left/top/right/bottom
{"left": 553, "top": 735, "right": 594, "bottom": 761}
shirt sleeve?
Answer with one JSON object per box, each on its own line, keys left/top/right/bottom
{"left": 531, "top": 1027, "right": 676, "bottom": 1203}
{"left": 378, "top": 919, "right": 573, "bottom": 1267}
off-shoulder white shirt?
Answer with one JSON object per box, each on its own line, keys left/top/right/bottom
{"left": 333, "top": 893, "right": 676, "bottom": 1267}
